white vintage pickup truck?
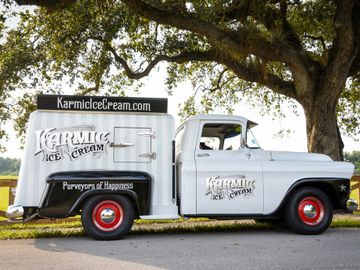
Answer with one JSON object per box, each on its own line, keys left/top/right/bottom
{"left": 7, "top": 95, "right": 357, "bottom": 240}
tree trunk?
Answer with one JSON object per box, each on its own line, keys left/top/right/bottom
{"left": 304, "top": 101, "right": 344, "bottom": 161}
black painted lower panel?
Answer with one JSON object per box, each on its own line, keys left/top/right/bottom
{"left": 38, "top": 170, "right": 152, "bottom": 218}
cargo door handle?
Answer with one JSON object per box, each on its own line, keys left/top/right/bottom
{"left": 110, "top": 142, "right": 134, "bottom": 148}
{"left": 197, "top": 153, "right": 210, "bottom": 157}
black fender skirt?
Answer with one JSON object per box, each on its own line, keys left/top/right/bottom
{"left": 277, "top": 177, "right": 351, "bottom": 211}
{"left": 38, "top": 171, "right": 152, "bottom": 218}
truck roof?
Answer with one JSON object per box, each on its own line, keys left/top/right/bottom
{"left": 187, "top": 114, "right": 249, "bottom": 122}
{"left": 177, "top": 114, "right": 257, "bottom": 132}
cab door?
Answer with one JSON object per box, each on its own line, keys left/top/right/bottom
{"left": 195, "top": 121, "right": 263, "bottom": 214}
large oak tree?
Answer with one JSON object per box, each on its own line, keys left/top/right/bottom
{"left": 0, "top": 0, "right": 359, "bottom": 160}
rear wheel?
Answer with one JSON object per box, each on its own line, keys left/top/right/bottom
{"left": 81, "top": 195, "right": 134, "bottom": 240}
{"left": 285, "top": 187, "right": 333, "bottom": 235}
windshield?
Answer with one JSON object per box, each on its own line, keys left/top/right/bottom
{"left": 246, "top": 127, "right": 261, "bottom": 149}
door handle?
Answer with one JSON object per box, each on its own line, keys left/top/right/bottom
{"left": 110, "top": 142, "right": 134, "bottom": 148}
{"left": 197, "top": 153, "right": 210, "bottom": 157}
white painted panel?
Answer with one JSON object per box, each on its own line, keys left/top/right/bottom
{"left": 15, "top": 111, "right": 177, "bottom": 217}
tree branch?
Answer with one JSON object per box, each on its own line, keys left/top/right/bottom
{"left": 104, "top": 37, "right": 295, "bottom": 99}
{"left": 212, "top": 0, "right": 251, "bottom": 22}
{"left": 204, "top": 68, "right": 233, "bottom": 93}
{"left": 304, "top": 34, "right": 327, "bottom": 52}
{"left": 349, "top": 50, "right": 360, "bottom": 76}
{"left": 15, "top": 0, "right": 75, "bottom": 8}
{"left": 349, "top": 0, "right": 360, "bottom": 76}
{"left": 214, "top": 68, "right": 229, "bottom": 92}
{"left": 105, "top": 43, "right": 217, "bottom": 80}
{"left": 216, "top": 0, "right": 303, "bottom": 52}
{"left": 321, "top": 0, "right": 357, "bottom": 105}
{"left": 215, "top": 55, "right": 296, "bottom": 99}
{"left": 121, "top": 0, "right": 308, "bottom": 75}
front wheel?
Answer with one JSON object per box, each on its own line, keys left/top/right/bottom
{"left": 81, "top": 195, "right": 134, "bottom": 240}
{"left": 285, "top": 187, "right": 333, "bottom": 235}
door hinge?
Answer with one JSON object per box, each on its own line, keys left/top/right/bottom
{"left": 139, "top": 131, "right": 156, "bottom": 139}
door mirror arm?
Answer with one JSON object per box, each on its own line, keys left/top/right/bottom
{"left": 240, "top": 137, "right": 247, "bottom": 149}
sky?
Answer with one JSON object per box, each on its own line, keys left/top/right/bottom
{"left": 1, "top": 64, "right": 359, "bottom": 159}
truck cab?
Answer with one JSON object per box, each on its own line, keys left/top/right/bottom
{"left": 176, "top": 115, "right": 356, "bottom": 231}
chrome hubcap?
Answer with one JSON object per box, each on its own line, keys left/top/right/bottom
{"left": 303, "top": 204, "right": 317, "bottom": 219}
{"left": 100, "top": 208, "right": 116, "bottom": 224}
{"left": 298, "top": 196, "right": 325, "bottom": 226}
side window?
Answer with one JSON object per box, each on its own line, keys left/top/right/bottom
{"left": 200, "top": 137, "right": 220, "bottom": 150}
{"left": 223, "top": 127, "right": 242, "bottom": 150}
{"left": 200, "top": 123, "right": 242, "bottom": 151}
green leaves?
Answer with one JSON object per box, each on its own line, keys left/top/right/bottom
{"left": 337, "top": 78, "right": 360, "bottom": 140}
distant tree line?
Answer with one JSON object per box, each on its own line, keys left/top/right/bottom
{"left": 344, "top": 151, "right": 360, "bottom": 174}
{"left": 0, "top": 157, "right": 20, "bottom": 175}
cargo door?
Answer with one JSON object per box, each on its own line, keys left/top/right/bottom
{"left": 113, "top": 127, "right": 154, "bottom": 163}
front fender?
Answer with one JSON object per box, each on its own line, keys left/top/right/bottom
{"left": 273, "top": 178, "right": 351, "bottom": 215}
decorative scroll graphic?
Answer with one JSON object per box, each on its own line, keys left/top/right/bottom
{"left": 35, "top": 125, "right": 110, "bottom": 162}
{"left": 205, "top": 175, "right": 256, "bottom": 200}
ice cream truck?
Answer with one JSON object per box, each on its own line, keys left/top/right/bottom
{"left": 7, "top": 95, "right": 357, "bottom": 240}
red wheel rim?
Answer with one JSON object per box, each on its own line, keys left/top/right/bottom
{"left": 92, "top": 200, "right": 124, "bottom": 231}
{"left": 297, "top": 196, "right": 325, "bottom": 226}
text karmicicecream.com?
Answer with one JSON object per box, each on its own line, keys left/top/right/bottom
{"left": 57, "top": 97, "right": 151, "bottom": 111}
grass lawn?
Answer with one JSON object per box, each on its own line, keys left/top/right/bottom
{"left": 0, "top": 215, "right": 360, "bottom": 240}
{"left": 0, "top": 176, "right": 18, "bottom": 220}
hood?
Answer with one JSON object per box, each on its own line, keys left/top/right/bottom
{"left": 269, "top": 151, "right": 333, "bottom": 162}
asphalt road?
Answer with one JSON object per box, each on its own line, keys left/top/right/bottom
{"left": 1, "top": 228, "right": 360, "bottom": 270}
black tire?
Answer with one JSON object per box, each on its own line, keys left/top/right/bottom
{"left": 81, "top": 195, "right": 134, "bottom": 240}
{"left": 285, "top": 187, "right": 333, "bottom": 235}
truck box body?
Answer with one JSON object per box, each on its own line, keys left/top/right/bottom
{"left": 16, "top": 110, "right": 178, "bottom": 218}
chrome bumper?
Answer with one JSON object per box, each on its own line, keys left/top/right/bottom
{"left": 346, "top": 199, "right": 359, "bottom": 212}
{"left": 6, "top": 204, "right": 24, "bottom": 221}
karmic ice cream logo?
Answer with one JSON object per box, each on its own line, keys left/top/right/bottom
{"left": 34, "top": 126, "right": 110, "bottom": 162}
{"left": 205, "top": 175, "right": 255, "bottom": 200}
